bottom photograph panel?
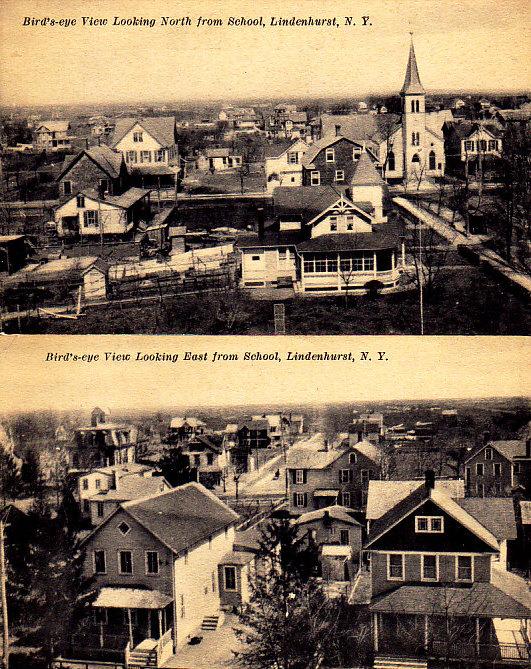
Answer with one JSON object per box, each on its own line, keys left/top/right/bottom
{"left": 0, "top": 336, "right": 529, "bottom": 669}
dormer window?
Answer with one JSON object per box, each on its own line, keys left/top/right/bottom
{"left": 325, "top": 148, "right": 335, "bottom": 162}
{"left": 415, "top": 516, "right": 444, "bottom": 533}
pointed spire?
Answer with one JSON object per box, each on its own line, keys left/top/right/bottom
{"left": 400, "top": 35, "right": 425, "bottom": 96}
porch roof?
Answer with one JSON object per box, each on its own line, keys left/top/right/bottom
{"left": 370, "top": 578, "right": 531, "bottom": 619}
{"left": 93, "top": 587, "right": 172, "bottom": 610}
{"left": 313, "top": 489, "right": 340, "bottom": 497}
{"left": 297, "top": 225, "right": 401, "bottom": 253}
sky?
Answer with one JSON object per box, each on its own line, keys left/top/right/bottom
{"left": 0, "top": 336, "right": 528, "bottom": 414}
{"left": 1, "top": 0, "right": 529, "bottom": 106}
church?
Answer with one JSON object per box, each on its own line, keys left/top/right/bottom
{"left": 315, "top": 39, "right": 449, "bottom": 183}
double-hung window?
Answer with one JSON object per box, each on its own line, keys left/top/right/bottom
{"left": 421, "top": 554, "right": 438, "bottom": 581}
{"left": 224, "top": 566, "right": 237, "bottom": 591}
{"left": 295, "top": 469, "right": 306, "bottom": 484}
{"left": 387, "top": 553, "right": 404, "bottom": 580}
{"left": 325, "top": 148, "right": 335, "bottom": 162}
{"left": 93, "top": 550, "right": 106, "bottom": 574}
{"left": 494, "top": 463, "right": 502, "bottom": 478}
{"left": 133, "top": 131, "right": 143, "bottom": 142}
{"left": 311, "top": 171, "right": 320, "bottom": 185}
{"left": 146, "top": 551, "right": 159, "bottom": 575}
{"left": 287, "top": 152, "right": 298, "bottom": 164}
{"left": 335, "top": 170, "right": 344, "bottom": 182}
{"left": 476, "top": 463, "right": 484, "bottom": 476}
{"left": 456, "top": 555, "right": 473, "bottom": 582}
{"left": 119, "top": 550, "right": 133, "bottom": 574}
{"left": 84, "top": 210, "right": 99, "bottom": 228}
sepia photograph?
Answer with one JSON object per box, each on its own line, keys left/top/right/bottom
{"left": 0, "top": 335, "right": 529, "bottom": 668}
{"left": 0, "top": 0, "right": 529, "bottom": 334}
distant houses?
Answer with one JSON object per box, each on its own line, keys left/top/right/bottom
{"left": 464, "top": 438, "right": 531, "bottom": 498}
{"left": 33, "top": 120, "right": 73, "bottom": 152}
{"left": 195, "top": 148, "right": 243, "bottom": 172}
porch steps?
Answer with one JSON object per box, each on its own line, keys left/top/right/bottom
{"left": 201, "top": 613, "right": 222, "bottom": 631}
{"left": 127, "top": 648, "right": 158, "bottom": 668}
{"left": 373, "top": 657, "right": 427, "bottom": 669}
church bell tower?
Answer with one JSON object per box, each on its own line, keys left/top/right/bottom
{"left": 401, "top": 36, "right": 426, "bottom": 180}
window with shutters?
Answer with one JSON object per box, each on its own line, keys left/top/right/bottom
{"left": 293, "top": 492, "right": 307, "bottom": 508}
{"left": 295, "top": 469, "right": 306, "bottom": 484}
{"left": 341, "top": 491, "right": 351, "bottom": 507}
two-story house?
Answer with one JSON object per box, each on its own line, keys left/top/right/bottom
{"left": 180, "top": 434, "right": 228, "bottom": 488}
{"left": 349, "top": 411, "right": 386, "bottom": 445}
{"left": 76, "top": 483, "right": 240, "bottom": 667}
{"left": 365, "top": 474, "right": 529, "bottom": 664}
{"left": 54, "top": 187, "right": 152, "bottom": 240}
{"left": 166, "top": 417, "right": 207, "bottom": 444}
{"left": 301, "top": 136, "right": 372, "bottom": 187}
{"left": 33, "top": 120, "right": 72, "bottom": 152}
{"left": 444, "top": 121, "right": 503, "bottom": 176}
{"left": 77, "top": 462, "right": 156, "bottom": 516}
{"left": 237, "top": 155, "right": 405, "bottom": 295}
{"left": 82, "top": 468, "right": 171, "bottom": 526}
{"left": 111, "top": 117, "right": 178, "bottom": 186}
{"left": 286, "top": 433, "right": 382, "bottom": 515}
{"left": 69, "top": 409, "right": 138, "bottom": 471}
{"left": 293, "top": 506, "right": 363, "bottom": 581}
{"left": 264, "top": 139, "right": 309, "bottom": 191}
{"left": 464, "top": 439, "right": 531, "bottom": 497}
{"left": 57, "top": 145, "right": 129, "bottom": 198}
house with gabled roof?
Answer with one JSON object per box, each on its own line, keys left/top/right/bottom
{"left": 286, "top": 433, "right": 382, "bottom": 515}
{"left": 464, "top": 438, "right": 531, "bottom": 498}
{"left": 180, "top": 433, "right": 228, "bottom": 488}
{"left": 364, "top": 473, "right": 530, "bottom": 664}
{"left": 33, "top": 120, "right": 73, "bottom": 152}
{"left": 236, "top": 157, "right": 405, "bottom": 294}
{"left": 264, "top": 138, "right": 310, "bottom": 190}
{"left": 301, "top": 135, "right": 378, "bottom": 187}
{"left": 293, "top": 505, "right": 363, "bottom": 581}
{"left": 54, "top": 187, "right": 152, "bottom": 239}
{"left": 72, "top": 483, "right": 241, "bottom": 666}
{"left": 195, "top": 147, "right": 242, "bottom": 172}
{"left": 57, "top": 144, "right": 129, "bottom": 198}
{"left": 111, "top": 117, "right": 178, "bottom": 185}
{"left": 167, "top": 416, "right": 207, "bottom": 444}
{"left": 444, "top": 120, "right": 503, "bottom": 174}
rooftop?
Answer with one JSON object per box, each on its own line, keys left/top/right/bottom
{"left": 296, "top": 224, "right": 402, "bottom": 253}
{"left": 121, "top": 482, "right": 239, "bottom": 555}
{"left": 293, "top": 505, "right": 362, "bottom": 527}
{"left": 112, "top": 116, "right": 176, "bottom": 148}
{"left": 93, "top": 587, "right": 172, "bottom": 610}
{"left": 59, "top": 144, "right": 124, "bottom": 180}
{"left": 366, "top": 479, "right": 466, "bottom": 520}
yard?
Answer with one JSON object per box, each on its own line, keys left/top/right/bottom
{"left": 8, "top": 263, "right": 530, "bottom": 335}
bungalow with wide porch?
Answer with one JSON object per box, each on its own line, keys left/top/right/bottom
{"left": 69, "top": 483, "right": 240, "bottom": 668}
{"left": 365, "top": 474, "right": 530, "bottom": 665}
{"left": 236, "top": 153, "right": 405, "bottom": 294}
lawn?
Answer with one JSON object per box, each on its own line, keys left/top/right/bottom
{"left": 11, "top": 264, "right": 530, "bottom": 335}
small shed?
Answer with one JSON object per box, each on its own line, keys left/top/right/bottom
{"left": 0, "top": 235, "right": 27, "bottom": 274}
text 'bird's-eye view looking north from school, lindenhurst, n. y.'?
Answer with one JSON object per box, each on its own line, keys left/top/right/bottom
{"left": 0, "top": 0, "right": 529, "bottom": 335}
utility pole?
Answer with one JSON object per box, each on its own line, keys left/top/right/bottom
{"left": 0, "top": 516, "right": 9, "bottom": 669}
{"left": 418, "top": 218, "right": 424, "bottom": 335}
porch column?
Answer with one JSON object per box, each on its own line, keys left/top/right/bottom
{"left": 401, "top": 240, "right": 406, "bottom": 267}
{"left": 373, "top": 251, "right": 377, "bottom": 277}
{"left": 475, "top": 617, "right": 480, "bottom": 654}
{"left": 337, "top": 252, "right": 341, "bottom": 291}
{"left": 158, "top": 610, "right": 163, "bottom": 638}
{"left": 148, "top": 610, "right": 152, "bottom": 638}
{"left": 372, "top": 612, "right": 379, "bottom": 652}
{"left": 424, "top": 615, "right": 429, "bottom": 650}
{"left": 127, "top": 608, "right": 134, "bottom": 648}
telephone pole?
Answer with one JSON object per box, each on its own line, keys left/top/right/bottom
{"left": 0, "top": 516, "right": 9, "bottom": 669}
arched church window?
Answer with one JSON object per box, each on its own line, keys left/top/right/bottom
{"left": 412, "top": 153, "right": 420, "bottom": 163}
{"left": 388, "top": 151, "right": 395, "bottom": 171}
{"left": 411, "top": 100, "right": 415, "bottom": 113}
{"left": 415, "top": 100, "right": 420, "bottom": 113}
{"left": 429, "top": 151, "right": 436, "bottom": 170}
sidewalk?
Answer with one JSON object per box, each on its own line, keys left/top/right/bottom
{"left": 394, "top": 196, "right": 531, "bottom": 296}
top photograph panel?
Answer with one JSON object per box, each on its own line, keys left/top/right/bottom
{"left": 0, "top": 0, "right": 529, "bottom": 334}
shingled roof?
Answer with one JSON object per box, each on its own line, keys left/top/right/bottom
{"left": 112, "top": 116, "right": 176, "bottom": 148}
{"left": 58, "top": 144, "right": 124, "bottom": 181}
{"left": 296, "top": 224, "right": 401, "bottom": 253}
{"left": 455, "top": 497, "right": 517, "bottom": 541}
{"left": 351, "top": 152, "right": 386, "bottom": 187}
{"left": 273, "top": 185, "right": 343, "bottom": 222}
{"left": 293, "top": 505, "right": 362, "bottom": 527}
{"left": 366, "top": 479, "right": 465, "bottom": 520}
{"left": 121, "top": 483, "right": 239, "bottom": 555}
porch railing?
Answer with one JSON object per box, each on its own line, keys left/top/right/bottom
{"left": 379, "top": 638, "right": 530, "bottom": 663}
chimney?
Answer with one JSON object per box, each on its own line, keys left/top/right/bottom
{"left": 425, "top": 469, "right": 435, "bottom": 491}
{"left": 323, "top": 438, "right": 329, "bottom": 452}
{"left": 335, "top": 124, "right": 341, "bottom": 136}
{"left": 256, "top": 207, "right": 265, "bottom": 240}
{"left": 323, "top": 509, "right": 331, "bottom": 526}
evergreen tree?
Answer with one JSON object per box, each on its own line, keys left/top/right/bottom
{"left": 158, "top": 445, "right": 194, "bottom": 487}
{"left": 20, "top": 448, "right": 41, "bottom": 491}
{"left": 233, "top": 516, "right": 334, "bottom": 669}
{"left": 0, "top": 448, "right": 21, "bottom": 504}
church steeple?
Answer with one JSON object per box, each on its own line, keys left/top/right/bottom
{"left": 400, "top": 36, "right": 425, "bottom": 96}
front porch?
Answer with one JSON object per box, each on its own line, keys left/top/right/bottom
{"left": 372, "top": 612, "right": 530, "bottom": 665}
{"left": 64, "top": 588, "right": 174, "bottom": 668}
